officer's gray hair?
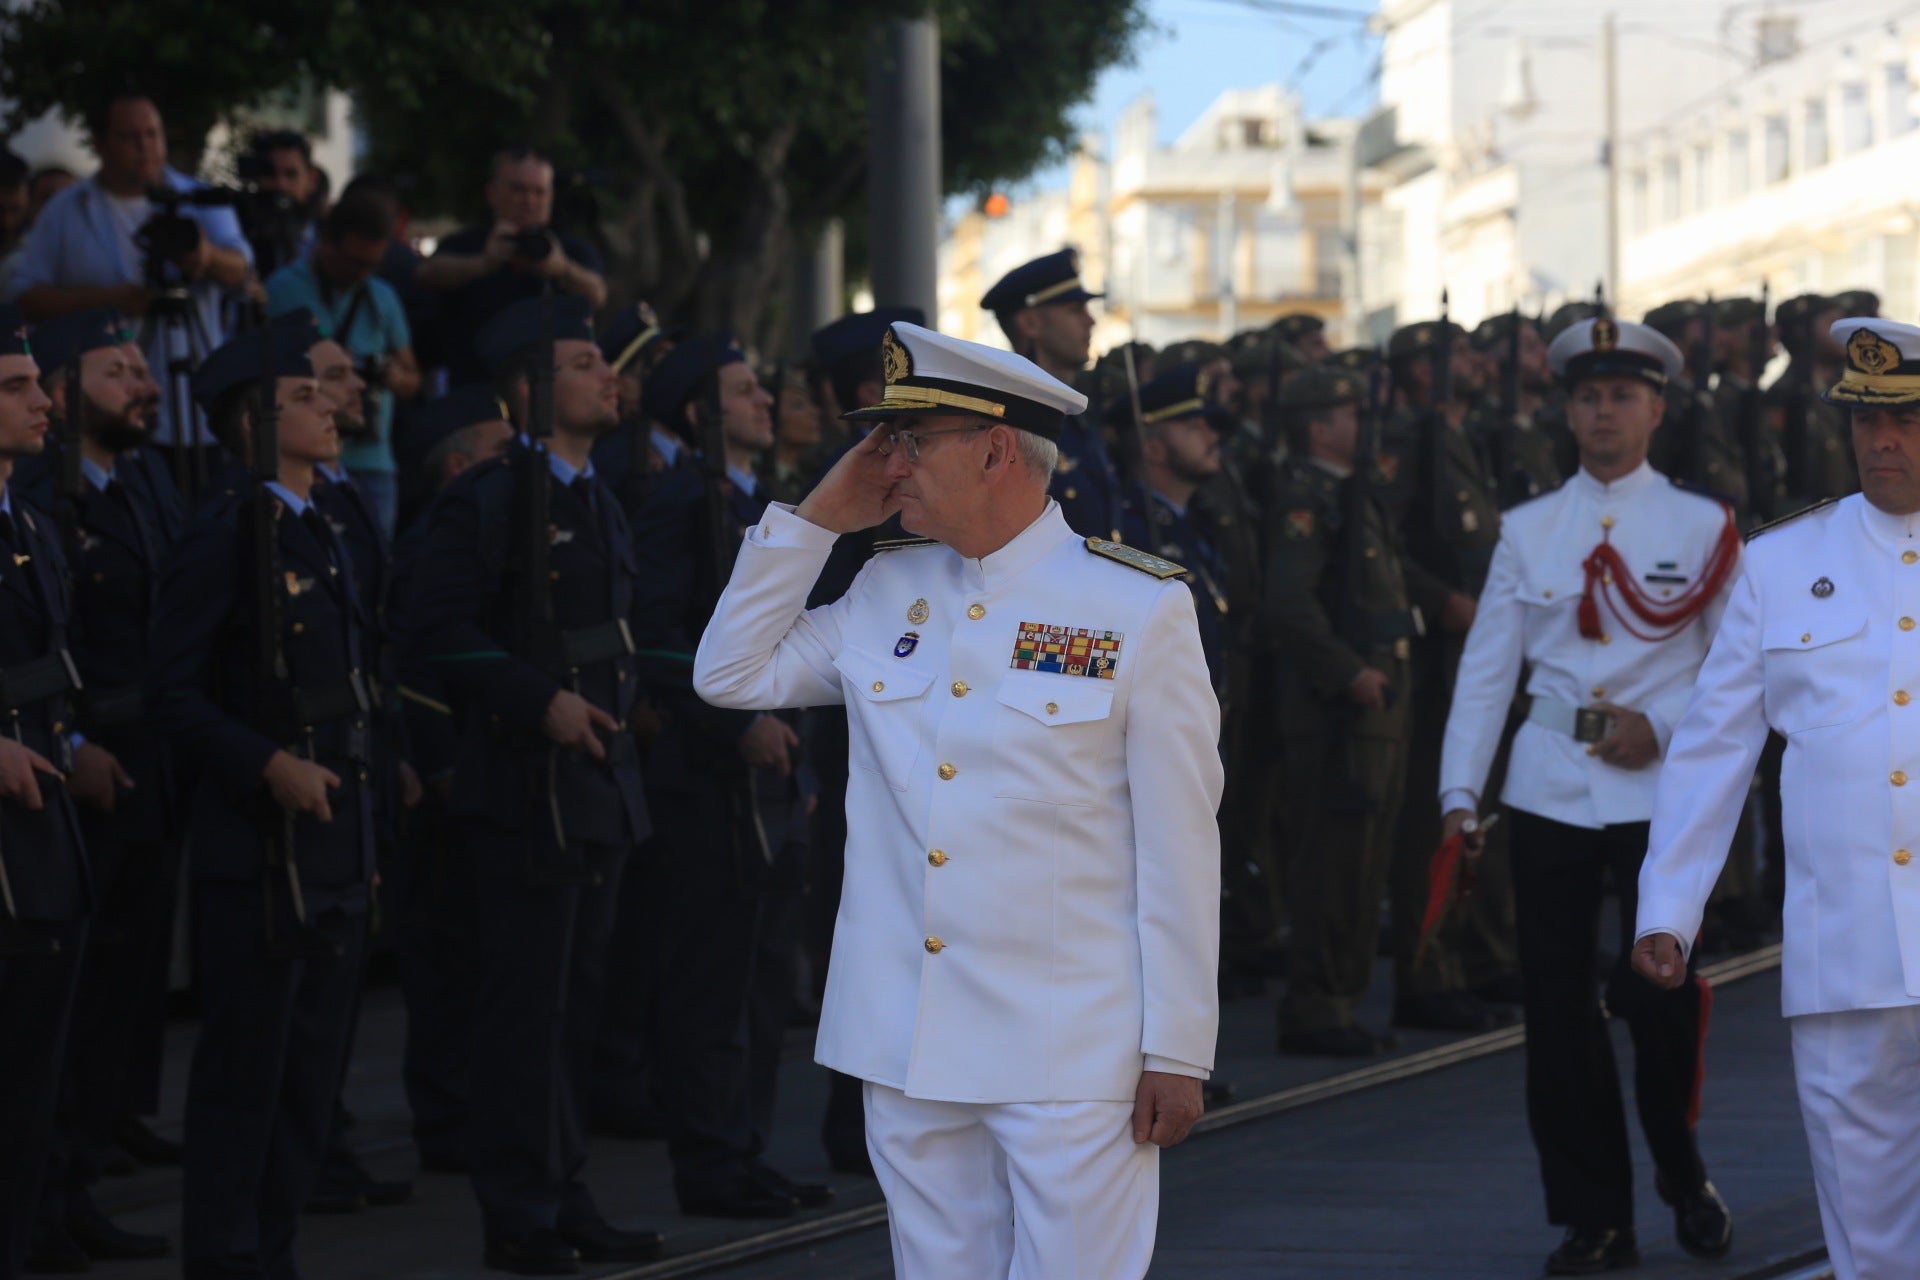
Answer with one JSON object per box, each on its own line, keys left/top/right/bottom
{"left": 1012, "top": 429, "right": 1059, "bottom": 486}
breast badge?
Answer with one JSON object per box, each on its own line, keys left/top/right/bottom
{"left": 907, "top": 598, "right": 930, "bottom": 625}
{"left": 893, "top": 631, "right": 920, "bottom": 658}
{"left": 1812, "top": 576, "right": 1835, "bottom": 598}
{"left": 1009, "top": 621, "right": 1123, "bottom": 679}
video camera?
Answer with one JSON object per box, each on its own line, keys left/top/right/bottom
{"left": 506, "top": 226, "right": 555, "bottom": 264}
{"left": 232, "top": 151, "right": 314, "bottom": 279}
{"left": 134, "top": 185, "right": 240, "bottom": 276}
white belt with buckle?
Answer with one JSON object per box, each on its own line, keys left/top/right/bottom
{"left": 1528, "top": 697, "right": 1613, "bottom": 745}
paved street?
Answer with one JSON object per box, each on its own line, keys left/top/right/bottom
{"left": 87, "top": 949, "right": 1821, "bottom": 1279}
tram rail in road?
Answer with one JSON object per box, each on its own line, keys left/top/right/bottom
{"left": 607, "top": 944, "right": 1797, "bottom": 1280}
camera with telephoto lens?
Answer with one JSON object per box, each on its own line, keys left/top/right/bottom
{"left": 135, "top": 186, "right": 241, "bottom": 291}
{"left": 507, "top": 226, "right": 555, "bottom": 263}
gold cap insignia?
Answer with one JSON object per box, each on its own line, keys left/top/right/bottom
{"left": 1848, "top": 327, "right": 1902, "bottom": 376}
{"left": 882, "top": 329, "right": 912, "bottom": 385}
{"left": 1415, "top": 327, "right": 1432, "bottom": 347}
{"left": 1334, "top": 377, "right": 1352, "bottom": 398}
{"left": 1195, "top": 366, "right": 1213, "bottom": 398}
{"left": 1592, "top": 315, "right": 1619, "bottom": 352}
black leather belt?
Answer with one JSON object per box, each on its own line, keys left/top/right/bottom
{"left": 79, "top": 684, "right": 143, "bottom": 731}
{"left": 0, "top": 650, "right": 81, "bottom": 713}
{"left": 565, "top": 619, "right": 634, "bottom": 669}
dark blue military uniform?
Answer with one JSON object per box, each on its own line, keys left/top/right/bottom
{"left": 149, "top": 473, "right": 375, "bottom": 1279}
{"left": 0, "top": 483, "right": 90, "bottom": 1280}
{"left": 407, "top": 436, "right": 648, "bottom": 1247}
{"left": 1121, "top": 490, "right": 1228, "bottom": 694}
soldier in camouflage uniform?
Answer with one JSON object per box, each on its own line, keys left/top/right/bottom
{"left": 1266, "top": 367, "right": 1475, "bottom": 1056}
{"left": 1640, "top": 299, "right": 1751, "bottom": 518}
{"left": 1469, "top": 313, "right": 1564, "bottom": 508}
{"left": 1763, "top": 293, "right": 1857, "bottom": 512}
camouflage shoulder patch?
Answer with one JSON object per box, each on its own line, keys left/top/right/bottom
{"left": 1084, "top": 537, "right": 1186, "bottom": 580}
{"left": 1745, "top": 496, "right": 1839, "bottom": 543}
{"left": 872, "top": 536, "right": 941, "bottom": 552}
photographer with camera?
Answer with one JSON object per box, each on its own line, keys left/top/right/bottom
{"left": 6, "top": 90, "right": 252, "bottom": 481}
{"left": 416, "top": 145, "right": 607, "bottom": 384}
{"left": 266, "top": 180, "right": 420, "bottom": 534}
{"left": 239, "top": 130, "right": 324, "bottom": 281}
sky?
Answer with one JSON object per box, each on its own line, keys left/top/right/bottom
{"left": 1020, "top": 0, "right": 1383, "bottom": 194}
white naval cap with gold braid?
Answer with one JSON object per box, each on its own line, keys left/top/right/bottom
{"left": 840, "top": 321, "right": 1088, "bottom": 442}
{"left": 1826, "top": 318, "right": 1920, "bottom": 407}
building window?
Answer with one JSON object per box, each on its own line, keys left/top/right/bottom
{"left": 1842, "top": 82, "right": 1874, "bottom": 154}
{"left": 1764, "top": 115, "right": 1790, "bottom": 183}
{"left": 1726, "top": 129, "right": 1750, "bottom": 198}
{"left": 1805, "top": 98, "right": 1830, "bottom": 168}
{"left": 1660, "top": 156, "right": 1681, "bottom": 223}
{"left": 1891, "top": 64, "right": 1916, "bottom": 135}
{"left": 1691, "top": 144, "right": 1711, "bottom": 213}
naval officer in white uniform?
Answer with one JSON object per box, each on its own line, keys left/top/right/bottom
{"left": 1439, "top": 316, "right": 1742, "bottom": 1274}
{"left": 1635, "top": 316, "right": 1920, "bottom": 1280}
{"left": 693, "top": 321, "right": 1223, "bottom": 1279}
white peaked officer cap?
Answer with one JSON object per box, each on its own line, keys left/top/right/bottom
{"left": 1825, "top": 317, "right": 1920, "bottom": 407}
{"left": 841, "top": 321, "right": 1088, "bottom": 441}
{"left": 1546, "top": 315, "right": 1685, "bottom": 390}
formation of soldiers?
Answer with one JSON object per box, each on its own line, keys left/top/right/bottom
{"left": 0, "top": 233, "right": 1871, "bottom": 1279}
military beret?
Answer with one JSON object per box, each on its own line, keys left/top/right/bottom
{"left": 599, "top": 300, "right": 677, "bottom": 374}
{"left": 1104, "top": 363, "right": 1218, "bottom": 432}
{"left": 1327, "top": 345, "right": 1382, "bottom": 372}
{"left": 1641, "top": 299, "right": 1704, "bottom": 343}
{"left": 1276, "top": 365, "right": 1365, "bottom": 410}
{"left": 1269, "top": 312, "right": 1325, "bottom": 344}
{"left": 1546, "top": 316, "right": 1682, "bottom": 390}
{"left": 0, "top": 303, "right": 31, "bottom": 359}
{"left": 474, "top": 294, "right": 596, "bottom": 373}
{"left": 397, "top": 386, "right": 511, "bottom": 471}
{"left": 842, "top": 321, "right": 1086, "bottom": 441}
{"left": 1544, "top": 301, "right": 1602, "bottom": 341}
{"left": 1825, "top": 318, "right": 1920, "bottom": 407}
{"left": 191, "top": 325, "right": 316, "bottom": 411}
{"left": 1159, "top": 340, "right": 1228, "bottom": 370}
{"left": 27, "top": 308, "right": 127, "bottom": 374}
{"left": 1469, "top": 313, "right": 1541, "bottom": 353}
{"left": 1710, "top": 297, "right": 1764, "bottom": 329}
{"left": 1774, "top": 294, "right": 1836, "bottom": 332}
{"left": 1387, "top": 320, "right": 1466, "bottom": 364}
{"left": 1832, "top": 289, "right": 1880, "bottom": 319}
{"left": 1226, "top": 331, "right": 1305, "bottom": 379}
{"left": 641, "top": 332, "right": 746, "bottom": 426}
{"left": 810, "top": 306, "right": 926, "bottom": 377}
{"left": 980, "top": 248, "right": 1102, "bottom": 314}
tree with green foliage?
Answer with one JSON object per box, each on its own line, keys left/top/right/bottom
{"left": 0, "top": 0, "right": 1145, "bottom": 350}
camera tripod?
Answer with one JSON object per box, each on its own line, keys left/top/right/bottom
{"left": 137, "top": 276, "right": 218, "bottom": 502}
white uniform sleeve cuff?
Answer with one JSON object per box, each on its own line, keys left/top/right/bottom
{"left": 1143, "top": 1054, "right": 1209, "bottom": 1081}
{"left": 1439, "top": 789, "right": 1479, "bottom": 818}
{"left": 748, "top": 503, "right": 841, "bottom": 551}
{"left": 1632, "top": 925, "right": 1693, "bottom": 962}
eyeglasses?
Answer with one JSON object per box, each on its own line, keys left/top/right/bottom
{"left": 875, "top": 423, "right": 988, "bottom": 463}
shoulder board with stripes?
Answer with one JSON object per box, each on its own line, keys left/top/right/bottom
{"left": 1084, "top": 537, "right": 1186, "bottom": 580}
{"left": 1745, "top": 496, "right": 1839, "bottom": 543}
{"left": 872, "top": 536, "right": 940, "bottom": 552}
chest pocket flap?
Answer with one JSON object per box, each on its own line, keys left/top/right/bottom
{"left": 996, "top": 677, "right": 1113, "bottom": 726}
{"left": 1760, "top": 610, "right": 1868, "bottom": 652}
{"left": 1513, "top": 578, "right": 1581, "bottom": 608}
{"left": 833, "top": 648, "right": 934, "bottom": 702}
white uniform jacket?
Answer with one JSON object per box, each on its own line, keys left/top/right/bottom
{"left": 693, "top": 501, "right": 1224, "bottom": 1104}
{"left": 1639, "top": 495, "right": 1920, "bottom": 1016}
{"left": 1440, "top": 463, "right": 1738, "bottom": 828}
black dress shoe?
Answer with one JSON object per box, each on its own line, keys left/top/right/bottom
{"left": 67, "top": 1200, "right": 169, "bottom": 1260}
{"left": 1202, "top": 1079, "right": 1236, "bottom": 1106}
{"left": 97, "top": 1146, "right": 136, "bottom": 1178}
{"left": 1392, "top": 991, "right": 1514, "bottom": 1033}
{"left": 751, "top": 1160, "right": 835, "bottom": 1209}
{"left": 361, "top": 1175, "right": 414, "bottom": 1207}
{"left": 23, "top": 1225, "right": 90, "bottom": 1274}
{"left": 557, "top": 1221, "right": 665, "bottom": 1263}
{"left": 419, "top": 1148, "right": 470, "bottom": 1174}
{"left": 483, "top": 1230, "right": 580, "bottom": 1276}
{"left": 1544, "top": 1226, "right": 1640, "bottom": 1275}
{"left": 113, "top": 1117, "right": 184, "bottom": 1166}
{"left": 679, "top": 1175, "right": 797, "bottom": 1220}
{"left": 826, "top": 1143, "right": 875, "bottom": 1178}
{"left": 1656, "top": 1171, "right": 1733, "bottom": 1258}
{"left": 1277, "top": 1024, "right": 1395, "bottom": 1057}
{"left": 304, "top": 1184, "right": 366, "bottom": 1214}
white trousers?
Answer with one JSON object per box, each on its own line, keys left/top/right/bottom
{"left": 863, "top": 1082, "right": 1160, "bottom": 1280}
{"left": 1790, "top": 1006, "right": 1920, "bottom": 1280}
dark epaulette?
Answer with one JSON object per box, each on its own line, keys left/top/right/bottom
{"left": 1746, "top": 496, "right": 1839, "bottom": 543}
{"left": 1084, "top": 537, "right": 1185, "bottom": 580}
{"left": 872, "top": 536, "right": 940, "bottom": 552}
{"left": 1670, "top": 476, "right": 1736, "bottom": 511}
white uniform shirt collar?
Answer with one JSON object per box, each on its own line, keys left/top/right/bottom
{"left": 1857, "top": 496, "right": 1920, "bottom": 549}
{"left": 1571, "top": 459, "right": 1658, "bottom": 503}
{"left": 964, "top": 500, "right": 1072, "bottom": 592}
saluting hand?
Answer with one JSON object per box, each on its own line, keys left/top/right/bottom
{"left": 263, "top": 750, "right": 340, "bottom": 823}
{"left": 1592, "top": 703, "right": 1658, "bottom": 770}
{"left": 542, "top": 689, "right": 619, "bottom": 761}
{"left": 0, "top": 737, "right": 61, "bottom": 810}
{"left": 1631, "top": 932, "right": 1690, "bottom": 990}
{"left": 794, "top": 428, "right": 900, "bottom": 534}
{"left": 1132, "top": 1071, "right": 1204, "bottom": 1148}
